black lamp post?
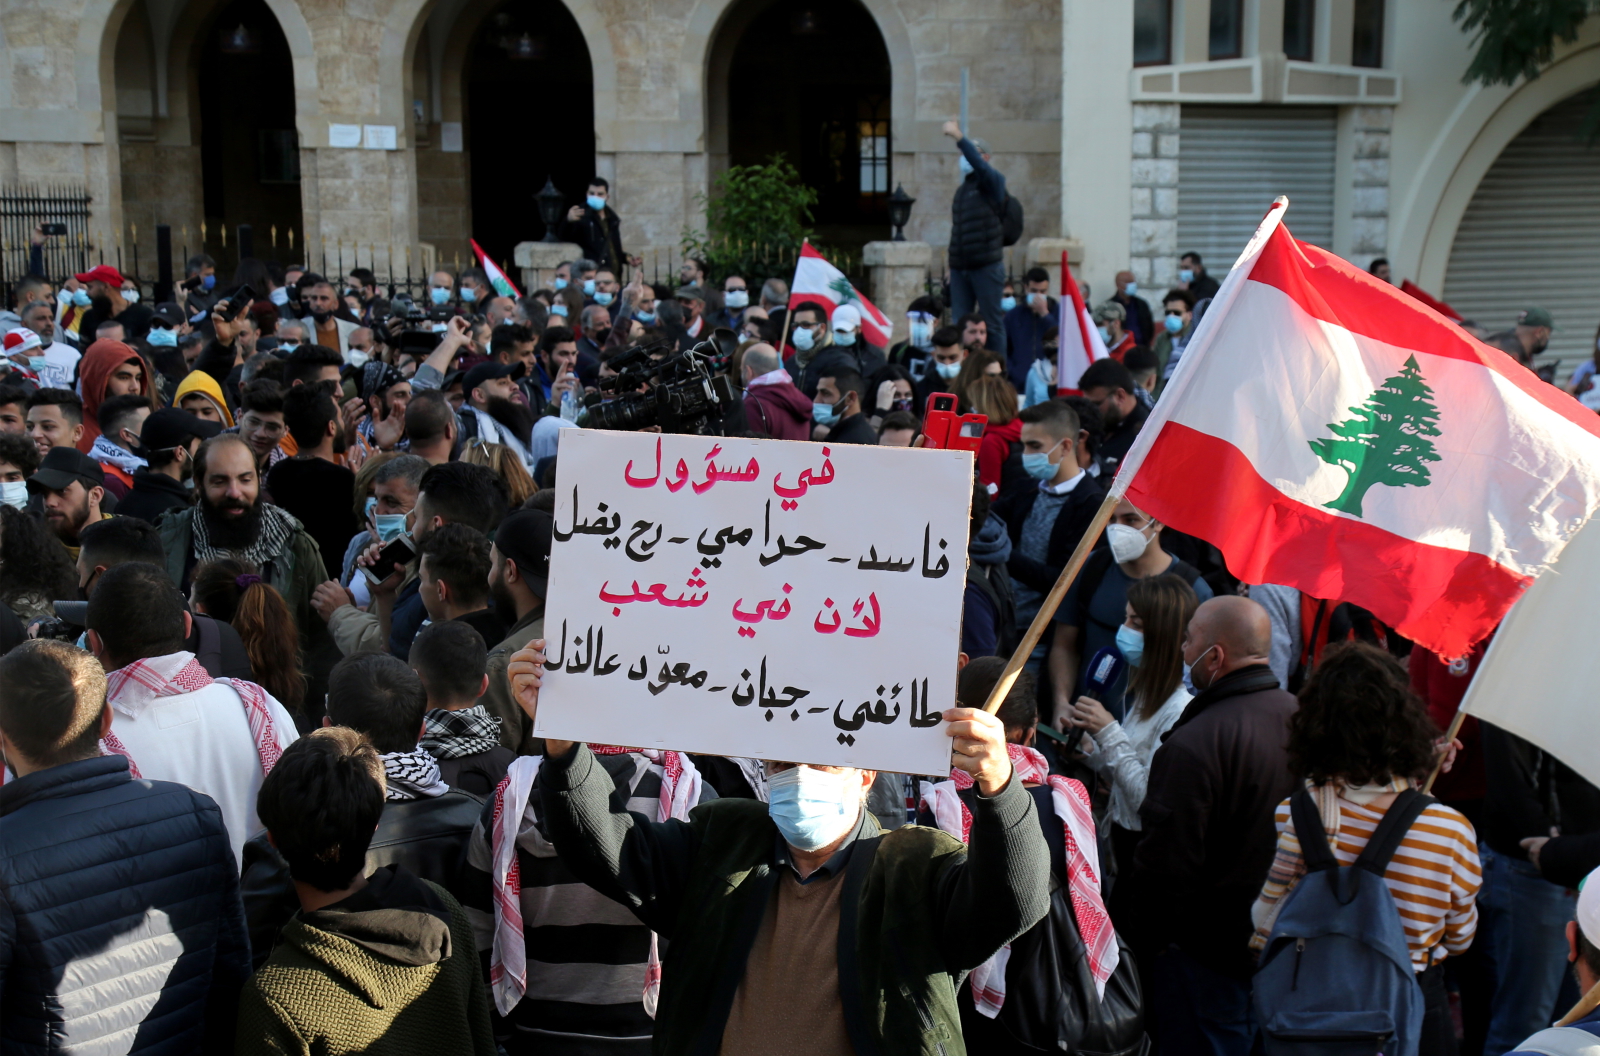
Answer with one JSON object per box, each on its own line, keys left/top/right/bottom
{"left": 887, "top": 184, "right": 915, "bottom": 242}
{"left": 536, "top": 178, "right": 564, "bottom": 242}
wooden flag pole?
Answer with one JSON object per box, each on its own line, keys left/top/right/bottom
{"left": 1421, "top": 709, "right": 1466, "bottom": 795}
{"left": 981, "top": 488, "right": 1121, "bottom": 714}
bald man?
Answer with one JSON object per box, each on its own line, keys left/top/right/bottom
{"left": 1128, "top": 595, "right": 1297, "bottom": 1056}
{"left": 739, "top": 342, "right": 811, "bottom": 441}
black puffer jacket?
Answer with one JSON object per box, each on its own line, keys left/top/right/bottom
{"left": 0, "top": 755, "right": 251, "bottom": 1054}
{"left": 948, "top": 138, "right": 1007, "bottom": 270}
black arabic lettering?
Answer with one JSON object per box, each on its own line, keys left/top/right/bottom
{"left": 921, "top": 523, "right": 950, "bottom": 579}
{"left": 626, "top": 520, "right": 664, "bottom": 562}
{"left": 908, "top": 677, "right": 941, "bottom": 728}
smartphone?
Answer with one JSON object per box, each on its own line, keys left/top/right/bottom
{"left": 182, "top": 275, "right": 203, "bottom": 292}
{"left": 229, "top": 284, "right": 255, "bottom": 320}
{"left": 360, "top": 535, "right": 416, "bottom": 585}
{"left": 921, "top": 393, "right": 987, "bottom": 453}
{"left": 40, "top": 222, "right": 68, "bottom": 236}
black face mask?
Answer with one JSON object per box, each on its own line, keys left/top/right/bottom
{"left": 591, "top": 327, "right": 612, "bottom": 345}
{"left": 91, "top": 295, "right": 113, "bottom": 315}
{"left": 312, "top": 309, "right": 333, "bottom": 325}
{"left": 891, "top": 398, "right": 913, "bottom": 414}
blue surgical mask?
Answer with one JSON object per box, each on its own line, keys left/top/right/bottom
{"left": 0, "top": 480, "right": 26, "bottom": 509}
{"left": 1000, "top": 296, "right": 1017, "bottom": 312}
{"left": 594, "top": 291, "right": 614, "bottom": 307}
{"left": 549, "top": 303, "right": 569, "bottom": 318}
{"left": 724, "top": 289, "right": 749, "bottom": 310}
{"left": 1178, "top": 269, "right": 1195, "bottom": 284}
{"left": 553, "top": 277, "right": 569, "bottom": 290}
{"left": 146, "top": 327, "right": 177, "bottom": 347}
{"left": 1025, "top": 292, "right": 1045, "bottom": 307}
{"left": 1115, "top": 625, "right": 1145, "bottom": 668}
{"left": 958, "top": 155, "right": 974, "bottom": 177}
{"left": 121, "top": 289, "right": 140, "bottom": 303}
{"left": 278, "top": 342, "right": 299, "bottom": 353}
{"left": 586, "top": 195, "right": 606, "bottom": 212}
{"left": 1097, "top": 325, "right": 1111, "bottom": 344}
{"left": 635, "top": 310, "right": 656, "bottom": 324}
{"left": 909, "top": 320, "right": 932, "bottom": 349}
{"left": 1123, "top": 282, "right": 1137, "bottom": 297}
{"left": 269, "top": 287, "right": 289, "bottom": 307}
{"left": 1184, "top": 644, "right": 1217, "bottom": 695}
{"left": 792, "top": 327, "right": 815, "bottom": 352}
{"left": 935, "top": 360, "right": 961, "bottom": 380}
{"left": 364, "top": 496, "right": 377, "bottom": 522}
{"left": 71, "top": 289, "right": 91, "bottom": 308}
{"left": 767, "top": 766, "right": 860, "bottom": 852}
{"left": 430, "top": 286, "right": 451, "bottom": 305}
{"left": 1021, "top": 451, "right": 1057, "bottom": 480}
{"left": 812, "top": 399, "right": 841, "bottom": 425}
{"left": 201, "top": 274, "right": 216, "bottom": 291}
{"left": 582, "top": 279, "right": 596, "bottom": 296}
{"left": 374, "top": 513, "right": 408, "bottom": 543}
{"left": 27, "top": 356, "right": 47, "bottom": 373}
{"left": 833, "top": 330, "right": 857, "bottom": 347}
{"left": 1164, "top": 314, "right": 1184, "bottom": 334}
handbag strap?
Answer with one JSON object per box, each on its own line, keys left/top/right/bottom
{"left": 1290, "top": 787, "right": 1338, "bottom": 873}
{"left": 1355, "top": 788, "right": 1433, "bottom": 877}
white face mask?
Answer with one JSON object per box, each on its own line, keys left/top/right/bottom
{"left": 1106, "top": 521, "right": 1154, "bottom": 564}
{"left": 0, "top": 480, "right": 27, "bottom": 509}
{"left": 766, "top": 765, "right": 860, "bottom": 852}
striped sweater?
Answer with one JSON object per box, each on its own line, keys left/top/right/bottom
{"left": 462, "top": 751, "right": 716, "bottom": 1053}
{"left": 1250, "top": 794, "right": 1483, "bottom": 969}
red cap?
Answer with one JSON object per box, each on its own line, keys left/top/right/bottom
{"left": 73, "top": 265, "right": 125, "bottom": 286}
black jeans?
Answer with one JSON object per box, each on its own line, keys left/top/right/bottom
{"left": 1419, "top": 960, "right": 1458, "bottom": 1056}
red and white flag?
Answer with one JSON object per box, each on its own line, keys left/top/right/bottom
{"left": 1112, "top": 198, "right": 1600, "bottom": 658}
{"left": 1057, "top": 252, "right": 1108, "bottom": 395}
{"left": 791, "top": 242, "right": 892, "bottom": 348}
{"left": 471, "top": 238, "right": 524, "bottom": 299}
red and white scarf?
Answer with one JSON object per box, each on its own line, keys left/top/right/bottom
{"left": 100, "top": 652, "right": 285, "bottom": 779}
{"left": 920, "top": 743, "right": 1118, "bottom": 1015}
{"left": 489, "top": 744, "right": 702, "bottom": 1018}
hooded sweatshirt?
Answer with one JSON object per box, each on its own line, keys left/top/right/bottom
{"left": 174, "top": 368, "right": 236, "bottom": 428}
{"left": 76, "top": 339, "right": 153, "bottom": 451}
{"left": 235, "top": 865, "right": 495, "bottom": 1056}
{"left": 741, "top": 368, "right": 813, "bottom": 441}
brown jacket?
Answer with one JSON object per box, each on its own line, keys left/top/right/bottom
{"left": 1132, "top": 664, "right": 1297, "bottom": 980}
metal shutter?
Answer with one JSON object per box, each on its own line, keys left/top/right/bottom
{"left": 1178, "top": 105, "right": 1338, "bottom": 268}
{"left": 1444, "top": 89, "right": 1600, "bottom": 382}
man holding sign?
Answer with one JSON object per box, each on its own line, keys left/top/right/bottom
{"left": 504, "top": 640, "right": 1049, "bottom": 1054}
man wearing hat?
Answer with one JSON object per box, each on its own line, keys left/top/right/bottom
{"left": 673, "top": 284, "right": 708, "bottom": 350}
{"left": 116, "top": 408, "right": 222, "bottom": 525}
{"left": 142, "top": 301, "right": 189, "bottom": 380}
{"left": 460, "top": 361, "right": 535, "bottom": 469}
{"left": 481, "top": 506, "right": 551, "bottom": 754}
{"left": 29, "top": 447, "right": 108, "bottom": 558}
{"left": 1507, "top": 865, "right": 1600, "bottom": 1053}
{"left": 3, "top": 327, "right": 46, "bottom": 384}
{"left": 74, "top": 266, "right": 153, "bottom": 344}
{"left": 356, "top": 360, "right": 413, "bottom": 452}
{"left": 1093, "top": 299, "right": 1139, "bottom": 362}
{"left": 1514, "top": 306, "right": 1556, "bottom": 363}
{"left": 795, "top": 303, "right": 884, "bottom": 399}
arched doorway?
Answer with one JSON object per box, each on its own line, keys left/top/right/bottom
{"left": 195, "top": 0, "right": 302, "bottom": 269}
{"left": 708, "top": 0, "right": 892, "bottom": 249}
{"left": 1443, "top": 88, "right": 1600, "bottom": 378}
{"left": 465, "top": 0, "right": 594, "bottom": 265}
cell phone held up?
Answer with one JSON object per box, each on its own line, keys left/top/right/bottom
{"left": 39, "top": 222, "right": 68, "bottom": 237}
{"left": 360, "top": 535, "right": 416, "bottom": 585}
{"left": 921, "top": 393, "right": 987, "bottom": 453}
{"left": 229, "top": 285, "right": 256, "bottom": 320}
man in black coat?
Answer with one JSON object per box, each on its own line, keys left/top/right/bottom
{"left": 115, "top": 407, "right": 220, "bottom": 526}
{"left": 560, "top": 177, "right": 638, "bottom": 276}
{"left": 814, "top": 366, "right": 878, "bottom": 445}
{"left": 1131, "top": 595, "right": 1297, "bottom": 1056}
{"left": 0, "top": 639, "right": 251, "bottom": 1052}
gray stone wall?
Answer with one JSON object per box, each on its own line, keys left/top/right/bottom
{"left": 1129, "top": 102, "right": 1180, "bottom": 290}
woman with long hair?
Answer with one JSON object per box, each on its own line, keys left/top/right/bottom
{"left": 191, "top": 558, "right": 307, "bottom": 716}
{"left": 1069, "top": 573, "right": 1200, "bottom": 876}
{"left": 1250, "top": 642, "right": 1479, "bottom": 1056}
{"left": 0, "top": 505, "right": 79, "bottom": 621}
{"left": 965, "top": 374, "right": 1023, "bottom": 500}
{"left": 952, "top": 348, "right": 1004, "bottom": 411}
{"left": 462, "top": 439, "right": 537, "bottom": 507}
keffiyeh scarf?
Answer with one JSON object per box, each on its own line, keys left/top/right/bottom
{"left": 489, "top": 745, "right": 702, "bottom": 1018}
{"left": 380, "top": 748, "right": 452, "bottom": 801}
{"left": 920, "top": 743, "right": 1118, "bottom": 1014}
{"left": 89, "top": 433, "right": 146, "bottom": 475}
{"left": 420, "top": 706, "right": 502, "bottom": 760}
{"left": 191, "top": 500, "right": 298, "bottom": 572}
{"left": 101, "top": 652, "right": 284, "bottom": 779}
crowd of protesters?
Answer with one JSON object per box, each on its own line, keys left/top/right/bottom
{"left": 0, "top": 170, "right": 1594, "bottom": 1056}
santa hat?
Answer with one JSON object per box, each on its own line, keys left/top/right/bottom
{"left": 3, "top": 329, "right": 41, "bottom": 356}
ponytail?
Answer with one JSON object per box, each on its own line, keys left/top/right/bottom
{"left": 233, "top": 581, "right": 306, "bottom": 712}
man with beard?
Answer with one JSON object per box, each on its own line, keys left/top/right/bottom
{"left": 356, "top": 361, "right": 413, "bottom": 452}
{"left": 267, "top": 385, "right": 360, "bottom": 577}
{"left": 116, "top": 408, "right": 221, "bottom": 525}
{"left": 299, "top": 281, "right": 359, "bottom": 358}
{"left": 478, "top": 504, "right": 550, "bottom": 755}
{"left": 73, "top": 266, "right": 153, "bottom": 343}
{"left": 27, "top": 447, "right": 108, "bottom": 559}
{"left": 312, "top": 461, "right": 509, "bottom": 660}
{"left": 1078, "top": 358, "right": 1150, "bottom": 478}
{"left": 529, "top": 326, "right": 579, "bottom": 406}
{"left": 460, "top": 361, "right": 535, "bottom": 469}
{"left": 156, "top": 434, "right": 328, "bottom": 643}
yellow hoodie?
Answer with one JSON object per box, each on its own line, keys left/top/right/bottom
{"left": 174, "top": 370, "right": 235, "bottom": 428}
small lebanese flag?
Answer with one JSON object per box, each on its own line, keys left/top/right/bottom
{"left": 1112, "top": 197, "right": 1600, "bottom": 658}
{"left": 791, "top": 242, "right": 892, "bottom": 348}
{"left": 1057, "top": 251, "right": 1108, "bottom": 394}
{"left": 472, "top": 238, "right": 524, "bottom": 299}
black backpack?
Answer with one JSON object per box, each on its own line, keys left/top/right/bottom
{"left": 1000, "top": 195, "right": 1025, "bottom": 247}
{"left": 966, "top": 561, "right": 1018, "bottom": 658}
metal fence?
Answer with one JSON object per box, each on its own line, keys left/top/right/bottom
{"left": 0, "top": 185, "right": 95, "bottom": 304}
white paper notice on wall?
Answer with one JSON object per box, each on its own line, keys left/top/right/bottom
{"left": 363, "top": 125, "right": 397, "bottom": 150}
{"left": 328, "top": 123, "right": 362, "bottom": 149}
{"left": 534, "top": 429, "right": 974, "bottom": 776}
{"left": 440, "top": 122, "right": 463, "bottom": 153}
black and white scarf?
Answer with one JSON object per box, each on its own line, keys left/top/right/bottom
{"left": 420, "top": 706, "right": 502, "bottom": 760}
{"left": 380, "top": 748, "right": 451, "bottom": 801}
{"left": 191, "top": 501, "right": 298, "bottom": 572}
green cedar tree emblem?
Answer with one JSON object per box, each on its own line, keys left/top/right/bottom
{"left": 1308, "top": 355, "right": 1442, "bottom": 518}
{"left": 828, "top": 276, "right": 858, "bottom": 305}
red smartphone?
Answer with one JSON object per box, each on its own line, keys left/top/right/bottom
{"left": 921, "top": 393, "right": 987, "bottom": 453}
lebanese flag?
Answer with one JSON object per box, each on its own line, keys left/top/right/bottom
{"left": 791, "top": 242, "right": 892, "bottom": 348}
{"left": 472, "top": 238, "right": 524, "bottom": 299}
{"left": 1057, "top": 251, "right": 1108, "bottom": 394}
{"left": 1112, "top": 198, "right": 1600, "bottom": 658}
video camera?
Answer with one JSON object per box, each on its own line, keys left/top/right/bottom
{"left": 581, "top": 328, "right": 740, "bottom": 436}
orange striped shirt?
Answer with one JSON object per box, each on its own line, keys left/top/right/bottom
{"left": 1250, "top": 796, "right": 1482, "bottom": 969}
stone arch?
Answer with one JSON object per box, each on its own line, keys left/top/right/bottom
{"left": 1394, "top": 42, "right": 1600, "bottom": 292}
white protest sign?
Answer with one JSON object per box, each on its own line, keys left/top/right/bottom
{"left": 534, "top": 429, "right": 973, "bottom": 775}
